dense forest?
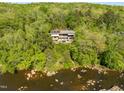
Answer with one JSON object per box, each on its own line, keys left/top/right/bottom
{"left": 0, "top": 3, "right": 124, "bottom": 73}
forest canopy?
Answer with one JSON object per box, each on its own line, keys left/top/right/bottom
{"left": 0, "top": 3, "right": 124, "bottom": 73}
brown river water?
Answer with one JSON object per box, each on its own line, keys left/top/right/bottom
{"left": 0, "top": 67, "right": 124, "bottom": 91}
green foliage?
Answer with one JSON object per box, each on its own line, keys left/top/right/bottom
{"left": 96, "top": 9, "right": 120, "bottom": 31}
{"left": 0, "top": 3, "right": 124, "bottom": 73}
{"left": 100, "top": 35, "right": 124, "bottom": 70}
{"left": 32, "top": 52, "right": 46, "bottom": 71}
{"left": 70, "top": 41, "right": 98, "bottom": 66}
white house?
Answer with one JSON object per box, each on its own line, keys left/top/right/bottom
{"left": 50, "top": 30, "right": 75, "bottom": 43}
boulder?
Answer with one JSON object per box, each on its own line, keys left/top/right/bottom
{"left": 70, "top": 81, "right": 72, "bottom": 83}
{"left": 60, "top": 82, "right": 64, "bottom": 85}
{"left": 81, "top": 69, "right": 87, "bottom": 73}
{"left": 50, "top": 84, "right": 53, "bottom": 87}
{"left": 40, "top": 74, "right": 43, "bottom": 77}
{"left": 71, "top": 68, "right": 76, "bottom": 72}
{"left": 55, "top": 79, "right": 59, "bottom": 82}
{"left": 86, "top": 80, "right": 96, "bottom": 86}
{"left": 77, "top": 74, "right": 82, "bottom": 79}
{"left": 46, "top": 71, "right": 56, "bottom": 77}
{"left": 109, "top": 85, "right": 123, "bottom": 91}
{"left": 27, "top": 73, "right": 31, "bottom": 78}
{"left": 31, "top": 70, "right": 36, "bottom": 75}
{"left": 99, "top": 89, "right": 106, "bottom": 91}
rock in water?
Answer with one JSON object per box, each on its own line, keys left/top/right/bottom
{"left": 99, "top": 89, "right": 106, "bottom": 91}
{"left": 55, "top": 79, "right": 59, "bottom": 82}
{"left": 100, "top": 86, "right": 123, "bottom": 91}
{"left": 81, "top": 69, "right": 87, "bottom": 73}
{"left": 47, "top": 71, "right": 56, "bottom": 77}
{"left": 77, "top": 74, "right": 82, "bottom": 79}
{"left": 31, "top": 70, "right": 36, "bottom": 75}
{"left": 40, "top": 74, "right": 42, "bottom": 77}
{"left": 50, "top": 84, "right": 53, "bottom": 87}
{"left": 71, "top": 68, "right": 76, "bottom": 72}
{"left": 60, "top": 82, "right": 64, "bottom": 85}
{"left": 27, "top": 73, "right": 31, "bottom": 78}
{"left": 109, "top": 85, "right": 123, "bottom": 91}
{"left": 81, "top": 85, "right": 87, "bottom": 90}
{"left": 86, "top": 80, "right": 96, "bottom": 86}
{"left": 26, "top": 77, "right": 30, "bottom": 80}
{"left": 70, "top": 81, "right": 73, "bottom": 83}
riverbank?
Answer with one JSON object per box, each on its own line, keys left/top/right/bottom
{"left": 24, "top": 65, "right": 119, "bottom": 81}
{"left": 0, "top": 65, "right": 124, "bottom": 91}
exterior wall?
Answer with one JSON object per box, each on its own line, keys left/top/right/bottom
{"left": 52, "top": 36, "right": 74, "bottom": 43}
{"left": 51, "top": 30, "right": 75, "bottom": 43}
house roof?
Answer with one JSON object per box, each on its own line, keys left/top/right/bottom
{"left": 51, "top": 30, "right": 75, "bottom": 35}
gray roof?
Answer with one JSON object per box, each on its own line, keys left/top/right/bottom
{"left": 51, "top": 30, "right": 75, "bottom": 35}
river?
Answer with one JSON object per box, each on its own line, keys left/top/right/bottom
{"left": 0, "top": 67, "right": 124, "bottom": 91}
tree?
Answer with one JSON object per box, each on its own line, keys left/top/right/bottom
{"left": 96, "top": 9, "right": 120, "bottom": 31}
{"left": 100, "top": 35, "right": 124, "bottom": 70}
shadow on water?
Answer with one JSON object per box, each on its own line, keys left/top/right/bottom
{"left": 0, "top": 67, "right": 124, "bottom": 91}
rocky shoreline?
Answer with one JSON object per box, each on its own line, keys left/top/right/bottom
{"left": 0, "top": 65, "right": 124, "bottom": 91}
{"left": 23, "top": 65, "right": 124, "bottom": 91}
{"left": 99, "top": 85, "right": 123, "bottom": 91}
{"left": 24, "top": 65, "right": 115, "bottom": 80}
